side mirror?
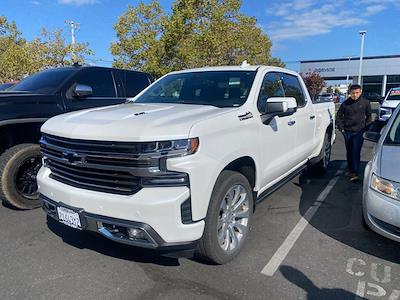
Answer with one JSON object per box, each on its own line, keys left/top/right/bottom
{"left": 364, "top": 131, "right": 381, "bottom": 143}
{"left": 261, "top": 97, "right": 297, "bottom": 125}
{"left": 73, "top": 84, "right": 93, "bottom": 98}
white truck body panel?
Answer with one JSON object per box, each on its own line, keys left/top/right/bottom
{"left": 39, "top": 65, "right": 335, "bottom": 245}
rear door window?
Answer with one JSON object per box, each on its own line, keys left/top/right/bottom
{"left": 279, "top": 73, "right": 306, "bottom": 107}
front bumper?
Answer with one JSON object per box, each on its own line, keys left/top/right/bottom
{"left": 37, "top": 167, "right": 205, "bottom": 247}
{"left": 363, "top": 186, "right": 400, "bottom": 242}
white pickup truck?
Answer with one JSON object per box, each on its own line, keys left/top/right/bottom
{"left": 38, "top": 65, "right": 335, "bottom": 264}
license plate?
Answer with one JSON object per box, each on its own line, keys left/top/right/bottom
{"left": 57, "top": 206, "right": 82, "bottom": 230}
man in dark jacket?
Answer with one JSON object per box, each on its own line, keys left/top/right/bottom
{"left": 337, "top": 84, "right": 372, "bottom": 182}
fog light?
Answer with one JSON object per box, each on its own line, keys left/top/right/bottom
{"left": 127, "top": 228, "right": 146, "bottom": 239}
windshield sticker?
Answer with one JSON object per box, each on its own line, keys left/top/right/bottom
{"left": 390, "top": 90, "right": 400, "bottom": 96}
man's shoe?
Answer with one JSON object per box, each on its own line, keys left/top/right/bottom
{"left": 350, "top": 174, "right": 360, "bottom": 182}
{"left": 345, "top": 170, "right": 353, "bottom": 177}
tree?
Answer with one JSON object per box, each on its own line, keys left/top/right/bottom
{"left": 30, "top": 28, "right": 93, "bottom": 68}
{"left": 0, "top": 16, "right": 32, "bottom": 82}
{"left": 111, "top": 0, "right": 283, "bottom": 78}
{"left": 111, "top": 1, "right": 167, "bottom": 76}
{"left": 327, "top": 86, "right": 333, "bottom": 93}
{"left": 301, "top": 72, "right": 326, "bottom": 101}
{"left": 0, "top": 16, "right": 94, "bottom": 83}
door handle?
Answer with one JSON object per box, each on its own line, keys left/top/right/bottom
{"left": 309, "top": 115, "right": 316, "bottom": 120}
{"left": 288, "top": 120, "right": 296, "bottom": 126}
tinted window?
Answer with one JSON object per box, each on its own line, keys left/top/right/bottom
{"left": 9, "top": 68, "right": 75, "bottom": 94}
{"left": 125, "top": 72, "right": 151, "bottom": 97}
{"left": 280, "top": 73, "right": 306, "bottom": 107}
{"left": 385, "top": 110, "right": 400, "bottom": 145}
{"left": 71, "top": 69, "right": 116, "bottom": 97}
{"left": 135, "top": 71, "right": 256, "bottom": 108}
{"left": 257, "top": 72, "right": 284, "bottom": 112}
{"left": 0, "top": 83, "right": 14, "bottom": 91}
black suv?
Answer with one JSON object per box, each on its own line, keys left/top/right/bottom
{"left": 0, "top": 65, "right": 152, "bottom": 209}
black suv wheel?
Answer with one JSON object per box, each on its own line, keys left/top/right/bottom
{"left": 0, "top": 144, "right": 42, "bottom": 209}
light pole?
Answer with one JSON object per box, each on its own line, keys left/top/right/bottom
{"left": 65, "top": 20, "right": 80, "bottom": 63}
{"left": 358, "top": 30, "right": 367, "bottom": 86}
{"left": 345, "top": 56, "right": 352, "bottom": 84}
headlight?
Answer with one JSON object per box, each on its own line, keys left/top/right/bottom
{"left": 142, "top": 138, "right": 199, "bottom": 156}
{"left": 370, "top": 173, "right": 400, "bottom": 201}
{"left": 141, "top": 138, "right": 199, "bottom": 187}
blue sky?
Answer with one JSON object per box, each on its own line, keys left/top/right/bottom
{"left": 2, "top": 0, "right": 400, "bottom": 71}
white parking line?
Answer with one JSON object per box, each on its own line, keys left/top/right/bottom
{"left": 261, "top": 164, "right": 345, "bottom": 277}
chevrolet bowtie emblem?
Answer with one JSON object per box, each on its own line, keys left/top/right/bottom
{"left": 62, "top": 151, "right": 84, "bottom": 164}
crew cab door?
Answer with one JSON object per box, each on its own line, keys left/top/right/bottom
{"left": 256, "top": 72, "right": 298, "bottom": 189}
{"left": 63, "top": 69, "right": 126, "bottom": 112}
{"left": 279, "top": 73, "right": 316, "bottom": 162}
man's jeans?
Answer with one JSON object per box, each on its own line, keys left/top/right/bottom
{"left": 343, "top": 130, "right": 364, "bottom": 174}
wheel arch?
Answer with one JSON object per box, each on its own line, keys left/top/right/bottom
{"left": 0, "top": 120, "right": 45, "bottom": 156}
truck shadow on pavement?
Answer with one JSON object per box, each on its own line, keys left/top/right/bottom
{"left": 46, "top": 217, "right": 181, "bottom": 267}
{"left": 279, "top": 265, "right": 362, "bottom": 300}
{"left": 296, "top": 159, "right": 400, "bottom": 264}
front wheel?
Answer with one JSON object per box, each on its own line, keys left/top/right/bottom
{"left": 0, "top": 144, "right": 42, "bottom": 209}
{"left": 195, "top": 170, "right": 253, "bottom": 264}
{"left": 309, "top": 133, "right": 331, "bottom": 174}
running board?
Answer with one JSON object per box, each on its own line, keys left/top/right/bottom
{"left": 256, "top": 164, "right": 307, "bottom": 205}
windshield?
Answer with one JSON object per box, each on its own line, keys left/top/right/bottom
{"left": 387, "top": 88, "right": 400, "bottom": 101}
{"left": 385, "top": 110, "right": 400, "bottom": 145}
{"left": 9, "top": 68, "right": 76, "bottom": 94}
{"left": 134, "top": 71, "right": 257, "bottom": 108}
{"left": 0, "top": 83, "right": 14, "bottom": 91}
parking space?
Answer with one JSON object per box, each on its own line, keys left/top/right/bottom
{"left": 1, "top": 132, "right": 399, "bottom": 300}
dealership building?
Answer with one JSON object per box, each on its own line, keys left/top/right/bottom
{"left": 300, "top": 55, "right": 400, "bottom": 96}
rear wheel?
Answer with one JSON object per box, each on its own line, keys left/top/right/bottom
{"left": 0, "top": 144, "right": 42, "bottom": 209}
{"left": 196, "top": 170, "right": 253, "bottom": 264}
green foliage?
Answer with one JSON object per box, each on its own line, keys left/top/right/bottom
{"left": 0, "top": 16, "right": 93, "bottom": 83}
{"left": 111, "top": 1, "right": 166, "bottom": 76}
{"left": 327, "top": 86, "right": 333, "bottom": 93}
{"left": 30, "top": 28, "right": 93, "bottom": 67}
{"left": 111, "top": 0, "right": 283, "bottom": 78}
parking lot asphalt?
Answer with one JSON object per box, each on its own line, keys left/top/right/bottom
{"left": 1, "top": 129, "right": 399, "bottom": 300}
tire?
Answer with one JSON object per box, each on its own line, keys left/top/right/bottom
{"left": 309, "top": 133, "right": 331, "bottom": 175}
{"left": 0, "top": 144, "right": 42, "bottom": 209}
{"left": 195, "top": 170, "right": 254, "bottom": 264}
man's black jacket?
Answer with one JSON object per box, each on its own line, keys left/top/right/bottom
{"left": 337, "top": 97, "right": 372, "bottom": 133}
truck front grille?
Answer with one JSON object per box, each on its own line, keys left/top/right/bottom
{"left": 40, "top": 134, "right": 161, "bottom": 195}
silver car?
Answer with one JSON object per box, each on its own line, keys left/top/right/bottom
{"left": 363, "top": 104, "right": 400, "bottom": 241}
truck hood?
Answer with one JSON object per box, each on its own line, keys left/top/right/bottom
{"left": 379, "top": 145, "right": 400, "bottom": 183}
{"left": 381, "top": 100, "right": 400, "bottom": 109}
{"left": 41, "top": 103, "right": 234, "bottom": 141}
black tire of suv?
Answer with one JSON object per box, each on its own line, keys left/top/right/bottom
{"left": 309, "top": 133, "right": 331, "bottom": 175}
{"left": 195, "top": 170, "right": 254, "bottom": 264}
{"left": 0, "top": 144, "right": 42, "bottom": 209}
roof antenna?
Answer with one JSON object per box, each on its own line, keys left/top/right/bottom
{"left": 241, "top": 60, "right": 250, "bottom": 68}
